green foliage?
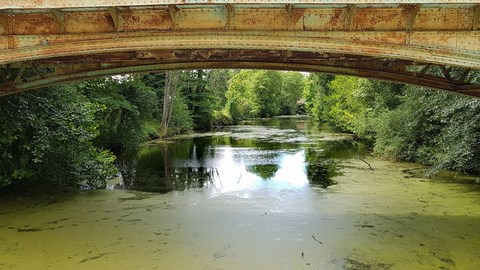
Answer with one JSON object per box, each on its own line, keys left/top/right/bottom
{"left": 302, "top": 73, "right": 335, "bottom": 123}
{"left": 326, "top": 76, "right": 369, "bottom": 132}
{"left": 176, "top": 70, "right": 231, "bottom": 131}
{"left": 0, "top": 87, "right": 117, "bottom": 188}
{"left": 280, "top": 72, "right": 305, "bottom": 115}
{"left": 0, "top": 69, "right": 234, "bottom": 189}
{"left": 253, "top": 70, "right": 282, "bottom": 117}
{"left": 204, "top": 69, "right": 232, "bottom": 110}
{"left": 325, "top": 76, "right": 404, "bottom": 140}
{"left": 141, "top": 72, "right": 166, "bottom": 120}
{"left": 225, "top": 70, "right": 260, "bottom": 123}
{"left": 166, "top": 93, "right": 194, "bottom": 136}
{"left": 225, "top": 70, "right": 305, "bottom": 122}
{"left": 211, "top": 109, "right": 233, "bottom": 126}
{"left": 79, "top": 76, "right": 159, "bottom": 153}
{"left": 373, "top": 88, "right": 434, "bottom": 162}
{"left": 302, "top": 73, "right": 480, "bottom": 176}
{"left": 374, "top": 86, "right": 480, "bottom": 175}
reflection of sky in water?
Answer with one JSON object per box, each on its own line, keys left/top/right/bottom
{"left": 175, "top": 146, "right": 308, "bottom": 193}
{"left": 117, "top": 118, "right": 361, "bottom": 193}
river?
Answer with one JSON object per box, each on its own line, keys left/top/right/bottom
{"left": 0, "top": 117, "right": 479, "bottom": 270}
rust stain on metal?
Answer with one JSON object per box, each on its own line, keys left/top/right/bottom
{"left": 327, "top": 9, "right": 346, "bottom": 31}
{"left": 234, "top": 9, "right": 277, "bottom": 30}
{"left": 303, "top": 8, "right": 345, "bottom": 31}
{"left": 122, "top": 8, "right": 172, "bottom": 31}
{"left": 0, "top": 49, "right": 478, "bottom": 97}
{"left": 176, "top": 7, "right": 226, "bottom": 30}
{"left": 0, "top": 3, "right": 479, "bottom": 97}
{"left": 65, "top": 12, "right": 115, "bottom": 33}
{"left": 0, "top": 37, "right": 7, "bottom": 50}
{"left": 474, "top": 5, "right": 480, "bottom": 30}
{"left": 414, "top": 8, "right": 458, "bottom": 30}
{"left": 289, "top": 8, "right": 305, "bottom": 30}
{"left": 13, "top": 13, "right": 61, "bottom": 35}
{"left": 0, "top": 14, "right": 8, "bottom": 35}
{"left": 353, "top": 8, "right": 405, "bottom": 31}
{"left": 3, "top": 1, "right": 480, "bottom": 9}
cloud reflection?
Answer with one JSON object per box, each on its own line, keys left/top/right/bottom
{"left": 212, "top": 148, "right": 308, "bottom": 193}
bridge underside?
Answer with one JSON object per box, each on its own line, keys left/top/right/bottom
{"left": 0, "top": 1, "right": 480, "bottom": 96}
{"left": 1, "top": 49, "right": 479, "bottom": 97}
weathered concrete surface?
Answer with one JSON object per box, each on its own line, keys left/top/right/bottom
{"left": 0, "top": 1, "right": 479, "bottom": 96}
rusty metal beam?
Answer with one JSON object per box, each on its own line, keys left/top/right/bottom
{"left": 439, "top": 65, "right": 452, "bottom": 80}
{"left": 107, "top": 7, "right": 120, "bottom": 32}
{"left": 2, "top": 1, "right": 480, "bottom": 10}
{"left": 456, "top": 84, "right": 480, "bottom": 94}
{"left": 458, "top": 68, "right": 471, "bottom": 83}
{"left": 1, "top": 6, "right": 479, "bottom": 37}
{"left": 0, "top": 49, "right": 478, "bottom": 97}
{"left": 50, "top": 9, "right": 66, "bottom": 33}
{"left": 168, "top": 5, "right": 177, "bottom": 31}
{"left": 1, "top": 31, "right": 479, "bottom": 69}
{"left": 404, "top": 4, "right": 421, "bottom": 32}
{"left": 0, "top": 62, "right": 480, "bottom": 97}
{"left": 0, "top": 2, "right": 479, "bottom": 98}
{"left": 0, "top": 67, "right": 9, "bottom": 85}
{"left": 345, "top": 4, "right": 356, "bottom": 31}
{"left": 473, "top": 5, "right": 480, "bottom": 31}
{"left": 0, "top": 61, "right": 466, "bottom": 96}
{"left": 226, "top": 4, "right": 234, "bottom": 30}
{"left": 5, "top": 31, "right": 479, "bottom": 50}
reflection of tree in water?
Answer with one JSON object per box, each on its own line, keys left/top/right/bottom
{"left": 115, "top": 155, "right": 138, "bottom": 189}
{"left": 245, "top": 117, "right": 309, "bottom": 131}
{"left": 116, "top": 138, "right": 220, "bottom": 192}
{"left": 168, "top": 167, "right": 219, "bottom": 190}
{"left": 317, "top": 140, "right": 368, "bottom": 159}
{"left": 246, "top": 164, "right": 279, "bottom": 180}
{"left": 305, "top": 148, "right": 339, "bottom": 188}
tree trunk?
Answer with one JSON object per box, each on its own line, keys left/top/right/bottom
{"left": 161, "top": 71, "right": 178, "bottom": 135}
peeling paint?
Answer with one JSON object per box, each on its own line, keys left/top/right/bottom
{"left": 0, "top": 3, "right": 479, "bottom": 96}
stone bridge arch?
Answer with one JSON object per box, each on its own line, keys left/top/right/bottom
{"left": 0, "top": 0, "right": 479, "bottom": 96}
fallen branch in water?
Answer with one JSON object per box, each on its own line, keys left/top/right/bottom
{"left": 311, "top": 235, "right": 323, "bottom": 244}
{"left": 357, "top": 157, "right": 374, "bottom": 170}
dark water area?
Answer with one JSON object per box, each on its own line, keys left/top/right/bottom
{"left": 114, "top": 116, "right": 364, "bottom": 193}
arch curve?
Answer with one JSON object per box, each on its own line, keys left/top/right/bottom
{"left": 0, "top": 1, "right": 479, "bottom": 96}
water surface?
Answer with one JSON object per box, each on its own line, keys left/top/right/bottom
{"left": 0, "top": 117, "right": 479, "bottom": 270}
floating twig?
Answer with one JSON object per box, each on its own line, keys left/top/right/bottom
{"left": 356, "top": 157, "right": 374, "bottom": 170}
{"left": 311, "top": 235, "right": 323, "bottom": 244}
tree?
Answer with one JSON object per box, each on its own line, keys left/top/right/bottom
{"left": 279, "top": 72, "right": 305, "bottom": 115}
{"left": 166, "top": 93, "right": 194, "bottom": 135}
{"left": 374, "top": 86, "right": 480, "bottom": 175}
{"left": 225, "top": 70, "right": 260, "bottom": 123}
{"left": 178, "top": 70, "right": 232, "bottom": 130}
{"left": 224, "top": 70, "right": 302, "bottom": 121}
{"left": 302, "top": 72, "right": 480, "bottom": 176}
{"left": 161, "top": 71, "right": 179, "bottom": 134}
{"left": 0, "top": 86, "right": 116, "bottom": 188}
{"left": 252, "top": 70, "right": 282, "bottom": 117}
{"left": 79, "top": 76, "right": 159, "bottom": 153}
{"left": 302, "top": 73, "right": 335, "bottom": 123}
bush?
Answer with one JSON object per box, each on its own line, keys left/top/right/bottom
{"left": 0, "top": 87, "right": 117, "bottom": 188}
{"left": 211, "top": 109, "right": 233, "bottom": 126}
